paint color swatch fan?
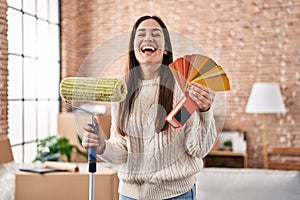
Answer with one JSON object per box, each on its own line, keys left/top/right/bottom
{"left": 166, "top": 54, "right": 230, "bottom": 129}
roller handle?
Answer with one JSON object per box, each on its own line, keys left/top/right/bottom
{"left": 88, "top": 123, "right": 98, "bottom": 173}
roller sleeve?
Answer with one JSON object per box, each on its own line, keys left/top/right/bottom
{"left": 60, "top": 77, "right": 127, "bottom": 102}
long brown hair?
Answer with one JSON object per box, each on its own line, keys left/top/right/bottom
{"left": 117, "top": 15, "right": 175, "bottom": 136}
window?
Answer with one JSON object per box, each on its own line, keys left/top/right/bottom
{"left": 7, "top": 0, "right": 60, "bottom": 163}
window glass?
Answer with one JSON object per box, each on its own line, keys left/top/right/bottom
{"left": 37, "top": 60, "right": 49, "bottom": 99}
{"left": 23, "top": 14, "right": 37, "bottom": 57}
{"left": 24, "top": 101, "right": 37, "bottom": 142}
{"left": 37, "top": 0, "right": 48, "bottom": 20}
{"left": 24, "top": 57, "right": 37, "bottom": 99}
{"left": 48, "top": 61, "right": 60, "bottom": 98}
{"left": 11, "top": 145, "right": 22, "bottom": 163}
{"left": 8, "top": 101, "right": 23, "bottom": 145}
{"left": 49, "top": 0, "right": 59, "bottom": 23}
{"left": 7, "top": 55, "right": 22, "bottom": 99}
{"left": 23, "top": 0, "right": 36, "bottom": 15}
{"left": 7, "top": 8, "right": 22, "bottom": 55}
{"left": 7, "top": 0, "right": 22, "bottom": 10}
{"left": 49, "top": 24, "right": 60, "bottom": 61}
{"left": 7, "top": 0, "right": 60, "bottom": 163}
{"left": 49, "top": 100, "right": 59, "bottom": 135}
{"left": 37, "top": 19, "right": 49, "bottom": 59}
{"left": 24, "top": 143, "right": 37, "bottom": 163}
{"left": 37, "top": 101, "right": 49, "bottom": 140}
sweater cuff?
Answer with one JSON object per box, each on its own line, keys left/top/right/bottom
{"left": 199, "top": 107, "right": 214, "bottom": 125}
{"left": 98, "top": 140, "right": 114, "bottom": 163}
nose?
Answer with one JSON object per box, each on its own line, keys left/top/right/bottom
{"left": 144, "top": 32, "right": 153, "bottom": 42}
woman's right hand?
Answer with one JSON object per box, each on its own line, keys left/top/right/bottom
{"left": 82, "top": 117, "right": 106, "bottom": 155}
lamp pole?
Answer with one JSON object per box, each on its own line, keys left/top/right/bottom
{"left": 246, "top": 82, "right": 286, "bottom": 169}
{"left": 263, "top": 114, "right": 268, "bottom": 169}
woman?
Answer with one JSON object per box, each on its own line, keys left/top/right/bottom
{"left": 82, "top": 15, "right": 217, "bottom": 200}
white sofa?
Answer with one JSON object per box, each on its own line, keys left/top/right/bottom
{"left": 196, "top": 168, "right": 300, "bottom": 200}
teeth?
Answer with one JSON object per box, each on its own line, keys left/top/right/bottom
{"left": 142, "top": 46, "right": 155, "bottom": 51}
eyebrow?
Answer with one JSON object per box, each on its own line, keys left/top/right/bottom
{"left": 137, "top": 28, "right": 162, "bottom": 32}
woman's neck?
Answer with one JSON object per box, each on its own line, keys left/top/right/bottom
{"left": 139, "top": 64, "right": 161, "bottom": 80}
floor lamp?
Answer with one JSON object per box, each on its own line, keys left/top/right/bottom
{"left": 246, "top": 82, "right": 286, "bottom": 168}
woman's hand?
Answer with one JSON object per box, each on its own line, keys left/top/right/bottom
{"left": 188, "top": 82, "right": 215, "bottom": 112}
{"left": 82, "top": 117, "right": 106, "bottom": 155}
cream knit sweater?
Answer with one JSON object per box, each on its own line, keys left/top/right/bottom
{"left": 99, "top": 77, "right": 217, "bottom": 200}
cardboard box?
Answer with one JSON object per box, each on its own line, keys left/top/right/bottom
{"left": 0, "top": 136, "right": 14, "bottom": 164}
{"left": 15, "top": 166, "right": 119, "bottom": 200}
{"left": 57, "top": 112, "right": 111, "bottom": 162}
{"left": 58, "top": 112, "right": 112, "bottom": 140}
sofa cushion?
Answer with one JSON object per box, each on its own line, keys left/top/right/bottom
{"left": 196, "top": 168, "right": 300, "bottom": 200}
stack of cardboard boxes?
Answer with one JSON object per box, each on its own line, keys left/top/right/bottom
{"left": 13, "top": 111, "right": 119, "bottom": 200}
{"left": 15, "top": 166, "right": 119, "bottom": 200}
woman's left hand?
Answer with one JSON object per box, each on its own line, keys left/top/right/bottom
{"left": 188, "top": 82, "right": 215, "bottom": 112}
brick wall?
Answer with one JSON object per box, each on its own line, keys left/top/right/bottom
{"left": 60, "top": 0, "right": 80, "bottom": 78}
{"left": 60, "top": 0, "right": 80, "bottom": 111}
{"left": 0, "top": 0, "right": 8, "bottom": 137}
{"left": 61, "top": 0, "right": 300, "bottom": 168}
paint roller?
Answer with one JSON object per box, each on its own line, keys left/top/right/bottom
{"left": 59, "top": 77, "right": 127, "bottom": 200}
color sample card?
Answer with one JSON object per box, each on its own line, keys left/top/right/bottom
{"left": 167, "top": 54, "right": 230, "bottom": 129}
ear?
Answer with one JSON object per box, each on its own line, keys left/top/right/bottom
{"left": 163, "top": 50, "right": 168, "bottom": 55}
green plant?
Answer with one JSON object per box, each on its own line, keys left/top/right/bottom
{"left": 223, "top": 140, "right": 232, "bottom": 149}
{"left": 33, "top": 135, "right": 87, "bottom": 163}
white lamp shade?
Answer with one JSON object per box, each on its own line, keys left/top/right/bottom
{"left": 246, "top": 82, "right": 286, "bottom": 114}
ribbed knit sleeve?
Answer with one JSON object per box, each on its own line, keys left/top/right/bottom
{"left": 98, "top": 102, "right": 128, "bottom": 167}
{"left": 184, "top": 107, "right": 217, "bottom": 158}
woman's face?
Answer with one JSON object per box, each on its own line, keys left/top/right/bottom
{"left": 134, "top": 19, "right": 166, "bottom": 65}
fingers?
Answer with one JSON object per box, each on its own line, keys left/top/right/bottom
{"left": 188, "top": 82, "right": 215, "bottom": 111}
{"left": 82, "top": 121, "right": 99, "bottom": 149}
{"left": 93, "top": 117, "right": 99, "bottom": 125}
{"left": 83, "top": 122, "right": 98, "bottom": 134}
{"left": 81, "top": 131, "right": 99, "bottom": 149}
{"left": 81, "top": 117, "right": 106, "bottom": 154}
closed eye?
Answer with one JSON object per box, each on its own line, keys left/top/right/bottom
{"left": 152, "top": 33, "right": 161, "bottom": 37}
{"left": 137, "top": 33, "right": 146, "bottom": 37}
{"left": 152, "top": 29, "right": 162, "bottom": 37}
{"left": 137, "top": 29, "right": 146, "bottom": 37}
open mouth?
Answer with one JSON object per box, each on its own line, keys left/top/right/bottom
{"left": 141, "top": 46, "right": 157, "bottom": 53}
